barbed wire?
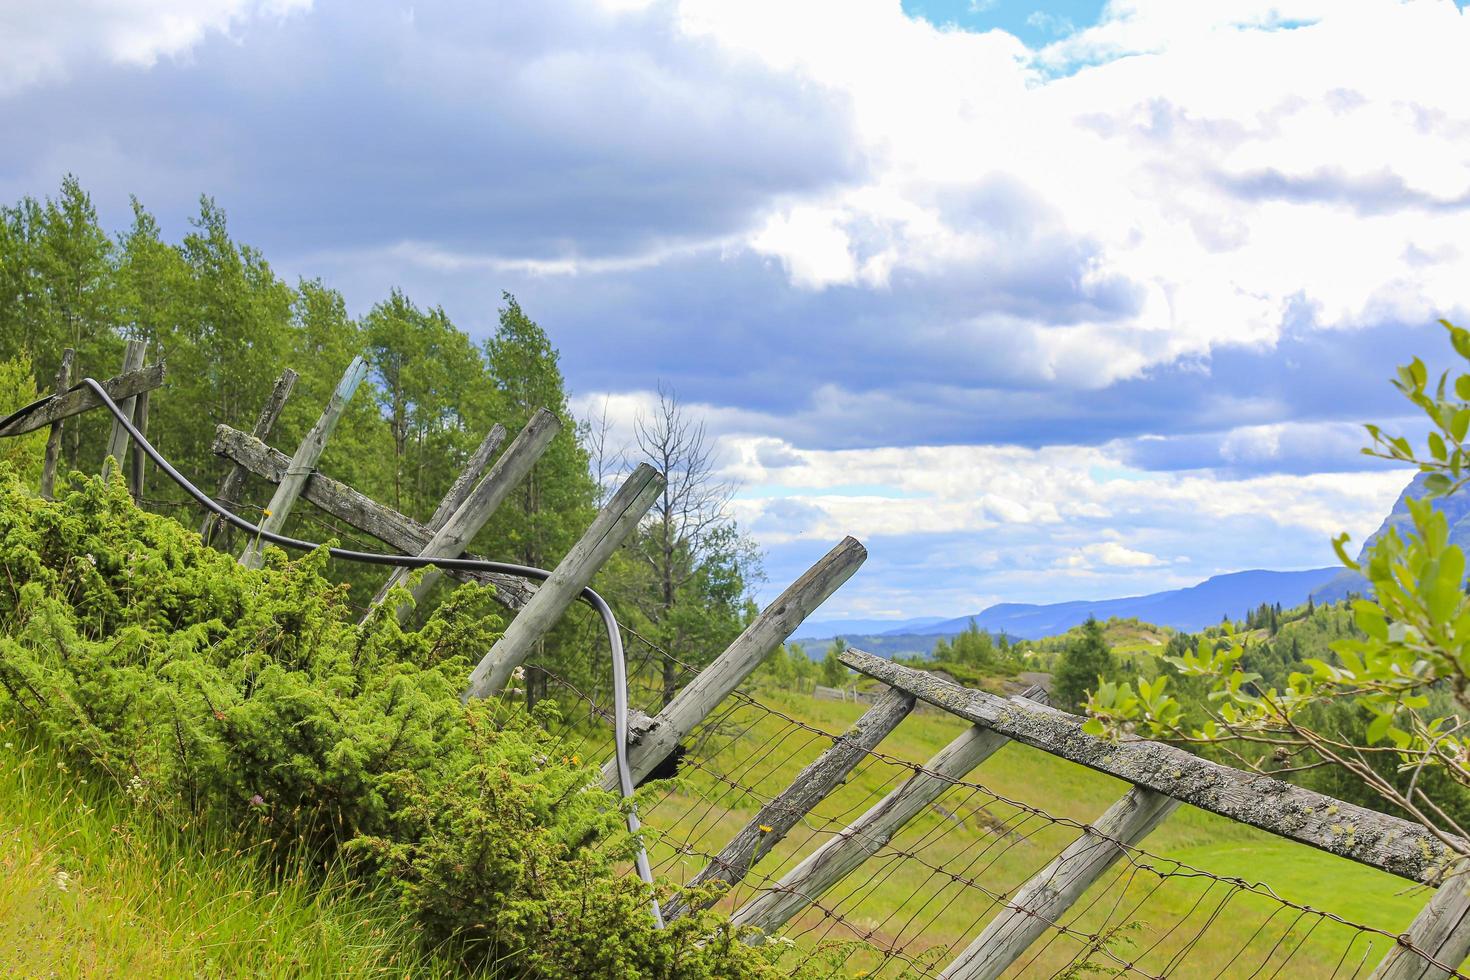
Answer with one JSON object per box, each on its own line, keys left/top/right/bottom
{"left": 523, "top": 629, "right": 1464, "bottom": 979}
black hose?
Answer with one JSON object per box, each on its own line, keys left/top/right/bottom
{"left": 0, "top": 377, "right": 664, "bottom": 925}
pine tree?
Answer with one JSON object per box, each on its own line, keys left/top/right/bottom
{"left": 1052, "top": 617, "right": 1116, "bottom": 714}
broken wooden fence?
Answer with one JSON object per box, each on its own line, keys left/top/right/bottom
{"left": 614, "top": 639, "right": 1470, "bottom": 978}
{"left": 20, "top": 345, "right": 1470, "bottom": 978}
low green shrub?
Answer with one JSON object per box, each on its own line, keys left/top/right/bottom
{"left": 0, "top": 468, "right": 797, "bottom": 977}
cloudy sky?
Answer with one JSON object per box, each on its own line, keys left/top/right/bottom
{"left": 4, "top": 0, "right": 1469, "bottom": 619}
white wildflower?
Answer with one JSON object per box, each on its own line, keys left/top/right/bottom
{"left": 53, "top": 870, "right": 71, "bottom": 892}
{"left": 83, "top": 553, "right": 97, "bottom": 567}
{"left": 512, "top": 666, "right": 526, "bottom": 681}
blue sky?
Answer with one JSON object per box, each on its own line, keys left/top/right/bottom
{"left": 903, "top": 0, "right": 1110, "bottom": 46}
{"left": 3, "top": 0, "right": 1469, "bottom": 620}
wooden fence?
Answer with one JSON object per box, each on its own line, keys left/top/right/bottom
{"left": 14, "top": 342, "right": 1470, "bottom": 979}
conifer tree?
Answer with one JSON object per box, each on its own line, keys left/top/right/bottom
{"left": 1053, "top": 617, "right": 1115, "bottom": 713}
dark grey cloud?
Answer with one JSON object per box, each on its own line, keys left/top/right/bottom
{"left": 0, "top": 1, "right": 860, "bottom": 261}
{"left": 336, "top": 238, "right": 1455, "bottom": 462}
{"left": 1216, "top": 166, "right": 1470, "bottom": 215}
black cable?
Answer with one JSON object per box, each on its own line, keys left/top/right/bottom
{"left": 0, "top": 376, "right": 663, "bottom": 925}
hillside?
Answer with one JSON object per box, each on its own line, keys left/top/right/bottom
{"left": 799, "top": 568, "right": 1335, "bottom": 656}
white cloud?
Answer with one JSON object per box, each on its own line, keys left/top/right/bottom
{"left": 1057, "top": 542, "right": 1168, "bottom": 569}
{"left": 0, "top": 0, "right": 311, "bottom": 95}
{"left": 661, "top": 0, "right": 1470, "bottom": 385}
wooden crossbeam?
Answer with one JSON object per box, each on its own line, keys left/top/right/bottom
{"left": 842, "top": 647, "right": 1459, "bottom": 882}
{"left": 663, "top": 686, "right": 915, "bottom": 922}
{"left": 0, "top": 361, "right": 166, "bottom": 438}
{"left": 939, "top": 786, "right": 1179, "bottom": 980}
{"left": 598, "top": 536, "right": 868, "bottom": 792}
{"left": 210, "top": 424, "right": 535, "bottom": 608}
{"left": 464, "top": 463, "right": 664, "bottom": 701}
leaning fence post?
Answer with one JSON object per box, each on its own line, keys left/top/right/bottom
{"left": 369, "top": 411, "right": 560, "bottom": 620}
{"left": 938, "top": 785, "right": 1180, "bottom": 980}
{"left": 423, "top": 422, "right": 510, "bottom": 531}
{"left": 39, "top": 348, "right": 74, "bottom": 499}
{"left": 732, "top": 716, "right": 1017, "bottom": 938}
{"left": 663, "top": 686, "right": 914, "bottom": 921}
{"left": 365, "top": 419, "right": 509, "bottom": 616}
{"left": 202, "top": 368, "right": 297, "bottom": 545}
{"left": 101, "top": 340, "right": 146, "bottom": 485}
{"left": 598, "top": 536, "right": 867, "bottom": 792}
{"left": 128, "top": 387, "right": 150, "bottom": 499}
{"left": 240, "top": 356, "right": 367, "bottom": 569}
{"left": 463, "top": 462, "right": 664, "bottom": 700}
{"left": 1370, "top": 860, "right": 1470, "bottom": 980}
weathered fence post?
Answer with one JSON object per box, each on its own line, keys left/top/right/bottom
{"left": 731, "top": 715, "right": 1014, "bottom": 938}
{"left": 938, "top": 786, "right": 1180, "bottom": 980}
{"left": 463, "top": 462, "right": 664, "bottom": 700}
{"left": 240, "top": 356, "right": 367, "bottom": 569}
{"left": 101, "top": 340, "right": 146, "bottom": 485}
{"left": 39, "top": 348, "right": 74, "bottom": 499}
{"left": 369, "top": 410, "right": 560, "bottom": 621}
{"left": 598, "top": 536, "right": 868, "bottom": 792}
{"left": 1371, "top": 861, "right": 1470, "bottom": 980}
{"left": 202, "top": 368, "right": 297, "bottom": 545}
{"left": 422, "top": 422, "right": 510, "bottom": 531}
{"left": 663, "top": 686, "right": 914, "bottom": 921}
{"left": 364, "top": 419, "right": 509, "bottom": 615}
{"left": 128, "top": 387, "right": 150, "bottom": 498}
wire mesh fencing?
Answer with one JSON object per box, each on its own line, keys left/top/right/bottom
{"left": 524, "top": 632, "right": 1464, "bottom": 980}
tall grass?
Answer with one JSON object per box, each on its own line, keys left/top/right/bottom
{"left": 0, "top": 723, "right": 451, "bottom": 978}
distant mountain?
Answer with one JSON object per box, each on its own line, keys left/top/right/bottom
{"left": 791, "top": 615, "right": 946, "bottom": 641}
{"left": 798, "top": 472, "right": 1456, "bottom": 653}
{"left": 1313, "top": 472, "right": 1470, "bottom": 602}
{"left": 900, "top": 567, "right": 1338, "bottom": 641}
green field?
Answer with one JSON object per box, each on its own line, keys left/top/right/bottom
{"left": 628, "top": 689, "right": 1430, "bottom": 978}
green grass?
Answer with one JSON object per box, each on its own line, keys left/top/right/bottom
{"left": 622, "top": 689, "right": 1434, "bottom": 978}
{"left": 0, "top": 724, "right": 451, "bottom": 979}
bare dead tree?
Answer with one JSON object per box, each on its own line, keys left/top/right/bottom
{"left": 586, "top": 395, "right": 626, "bottom": 507}
{"left": 632, "top": 382, "right": 741, "bottom": 706}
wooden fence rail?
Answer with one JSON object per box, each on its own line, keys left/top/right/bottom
{"left": 839, "top": 647, "right": 1457, "bottom": 882}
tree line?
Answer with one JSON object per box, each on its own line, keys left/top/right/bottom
{"left": 0, "top": 176, "right": 759, "bottom": 708}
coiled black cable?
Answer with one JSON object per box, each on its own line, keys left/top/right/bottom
{"left": 0, "top": 377, "right": 663, "bottom": 926}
